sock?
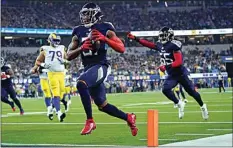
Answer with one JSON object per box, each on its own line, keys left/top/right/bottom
{"left": 52, "top": 97, "right": 61, "bottom": 112}
{"left": 45, "top": 97, "right": 51, "bottom": 107}
{"left": 100, "top": 103, "right": 127, "bottom": 121}
{"left": 68, "top": 94, "right": 71, "bottom": 100}
{"left": 180, "top": 90, "right": 186, "bottom": 99}
{"left": 162, "top": 89, "right": 179, "bottom": 104}
{"left": 191, "top": 91, "right": 204, "bottom": 107}
{"left": 77, "top": 81, "right": 92, "bottom": 119}
{"left": 61, "top": 98, "right": 67, "bottom": 107}
{"left": 12, "top": 97, "right": 23, "bottom": 109}
{"left": 176, "top": 91, "right": 181, "bottom": 100}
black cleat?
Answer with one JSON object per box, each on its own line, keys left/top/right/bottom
{"left": 60, "top": 113, "right": 66, "bottom": 122}
{"left": 48, "top": 114, "right": 53, "bottom": 120}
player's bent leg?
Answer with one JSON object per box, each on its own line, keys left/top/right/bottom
{"left": 162, "top": 78, "right": 184, "bottom": 119}
{"left": 48, "top": 72, "right": 66, "bottom": 122}
{"left": 180, "top": 75, "right": 209, "bottom": 120}
{"left": 91, "top": 83, "right": 138, "bottom": 136}
{"left": 7, "top": 86, "right": 24, "bottom": 115}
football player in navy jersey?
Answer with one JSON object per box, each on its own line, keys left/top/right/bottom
{"left": 1, "top": 57, "right": 24, "bottom": 115}
{"left": 128, "top": 27, "right": 209, "bottom": 120}
{"left": 67, "top": 3, "right": 138, "bottom": 136}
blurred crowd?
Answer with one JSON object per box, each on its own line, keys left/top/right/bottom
{"left": 1, "top": 1, "right": 232, "bottom": 31}
{"left": 1, "top": 46, "right": 232, "bottom": 79}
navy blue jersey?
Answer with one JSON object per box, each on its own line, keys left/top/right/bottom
{"left": 72, "top": 22, "right": 115, "bottom": 68}
{"left": 156, "top": 40, "right": 188, "bottom": 76}
{"left": 1, "top": 65, "right": 13, "bottom": 87}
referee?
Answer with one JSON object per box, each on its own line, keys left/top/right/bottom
{"left": 218, "top": 72, "right": 225, "bottom": 93}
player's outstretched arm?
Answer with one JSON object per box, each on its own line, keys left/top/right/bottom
{"left": 67, "top": 36, "right": 82, "bottom": 61}
{"left": 91, "top": 29, "right": 125, "bottom": 53}
{"left": 127, "top": 33, "right": 156, "bottom": 49}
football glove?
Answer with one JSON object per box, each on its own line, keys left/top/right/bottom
{"left": 40, "top": 63, "right": 51, "bottom": 69}
{"left": 127, "top": 32, "right": 136, "bottom": 40}
{"left": 91, "top": 29, "right": 106, "bottom": 42}
{"left": 158, "top": 65, "right": 166, "bottom": 72}
{"left": 80, "top": 39, "right": 93, "bottom": 51}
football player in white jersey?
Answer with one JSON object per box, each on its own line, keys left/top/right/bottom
{"left": 32, "top": 33, "right": 68, "bottom": 122}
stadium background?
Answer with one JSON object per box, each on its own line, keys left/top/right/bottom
{"left": 1, "top": 0, "right": 232, "bottom": 96}
{"left": 1, "top": 0, "right": 233, "bottom": 147}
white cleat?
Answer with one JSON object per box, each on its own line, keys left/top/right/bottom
{"left": 200, "top": 104, "right": 209, "bottom": 120}
{"left": 184, "top": 99, "right": 188, "bottom": 103}
{"left": 67, "top": 100, "right": 72, "bottom": 106}
{"left": 177, "top": 101, "right": 185, "bottom": 119}
{"left": 47, "top": 106, "right": 53, "bottom": 120}
{"left": 174, "top": 104, "right": 178, "bottom": 108}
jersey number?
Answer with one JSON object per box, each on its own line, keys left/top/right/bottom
{"left": 160, "top": 53, "right": 173, "bottom": 65}
{"left": 49, "top": 51, "right": 62, "bottom": 61}
{"left": 82, "top": 50, "right": 98, "bottom": 56}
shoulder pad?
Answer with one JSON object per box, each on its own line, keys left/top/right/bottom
{"left": 171, "top": 40, "right": 182, "bottom": 48}
{"left": 72, "top": 25, "right": 85, "bottom": 36}
{"left": 103, "top": 22, "right": 115, "bottom": 31}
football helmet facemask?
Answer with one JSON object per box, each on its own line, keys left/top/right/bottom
{"left": 158, "top": 26, "right": 174, "bottom": 44}
{"left": 80, "top": 2, "right": 103, "bottom": 28}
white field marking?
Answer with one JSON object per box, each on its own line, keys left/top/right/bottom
{"left": 176, "top": 133, "right": 214, "bottom": 136}
{"left": 122, "top": 101, "right": 174, "bottom": 106}
{"left": 121, "top": 104, "right": 232, "bottom": 108}
{"left": 2, "top": 110, "right": 232, "bottom": 118}
{"left": 1, "top": 143, "right": 117, "bottom": 147}
{"left": 207, "top": 129, "right": 232, "bottom": 131}
{"left": 139, "top": 139, "right": 177, "bottom": 141}
{"left": 2, "top": 122, "right": 232, "bottom": 125}
{"left": 161, "top": 133, "right": 232, "bottom": 146}
{"left": 202, "top": 91, "right": 232, "bottom": 94}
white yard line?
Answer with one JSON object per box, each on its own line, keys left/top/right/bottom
{"left": 2, "top": 121, "right": 232, "bottom": 125}
{"left": 207, "top": 129, "right": 232, "bottom": 131}
{"left": 161, "top": 134, "right": 232, "bottom": 146}
{"left": 1, "top": 143, "right": 117, "bottom": 147}
{"left": 2, "top": 110, "right": 232, "bottom": 118}
{"left": 176, "top": 133, "right": 214, "bottom": 136}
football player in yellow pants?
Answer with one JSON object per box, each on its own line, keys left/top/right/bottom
{"left": 32, "top": 33, "right": 67, "bottom": 122}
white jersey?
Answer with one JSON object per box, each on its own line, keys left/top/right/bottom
{"left": 42, "top": 45, "right": 66, "bottom": 72}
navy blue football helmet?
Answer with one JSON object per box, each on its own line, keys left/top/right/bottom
{"left": 158, "top": 26, "right": 174, "bottom": 44}
{"left": 79, "top": 3, "right": 103, "bottom": 27}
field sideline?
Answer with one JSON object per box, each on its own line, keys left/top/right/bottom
{"left": 1, "top": 88, "right": 232, "bottom": 147}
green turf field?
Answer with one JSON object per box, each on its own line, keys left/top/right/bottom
{"left": 1, "top": 88, "right": 232, "bottom": 147}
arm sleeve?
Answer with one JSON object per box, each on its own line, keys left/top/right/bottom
{"left": 170, "top": 40, "right": 183, "bottom": 68}
{"left": 137, "top": 39, "right": 157, "bottom": 49}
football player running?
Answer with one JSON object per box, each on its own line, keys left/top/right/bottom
{"left": 1, "top": 57, "right": 24, "bottom": 115}
{"left": 32, "top": 33, "right": 67, "bottom": 122}
{"left": 67, "top": 3, "right": 138, "bottom": 136}
{"left": 128, "top": 27, "right": 208, "bottom": 120}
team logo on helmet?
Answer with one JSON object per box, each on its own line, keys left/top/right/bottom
{"left": 80, "top": 2, "right": 103, "bottom": 28}
{"left": 158, "top": 26, "right": 174, "bottom": 44}
{"left": 48, "top": 33, "right": 61, "bottom": 47}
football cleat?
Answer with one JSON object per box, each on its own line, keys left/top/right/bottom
{"left": 80, "top": 119, "right": 96, "bottom": 135}
{"left": 58, "top": 113, "right": 66, "bottom": 122}
{"left": 127, "top": 113, "right": 138, "bottom": 136}
{"left": 12, "top": 107, "right": 16, "bottom": 112}
{"left": 20, "top": 109, "right": 24, "bottom": 115}
{"left": 200, "top": 104, "right": 209, "bottom": 120}
{"left": 184, "top": 99, "right": 188, "bottom": 103}
{"left": 48, "top": 114, "right": 53, "bottom": 120}
{"left": 173, "top": 103, "right": 178, "bottom": 108}
{"left": 177, "top": 101, "right": 185, "bottom": 119}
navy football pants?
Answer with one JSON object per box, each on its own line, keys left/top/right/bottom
{"left": 77, "top": 64, "right": 110, "bottom": 106}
